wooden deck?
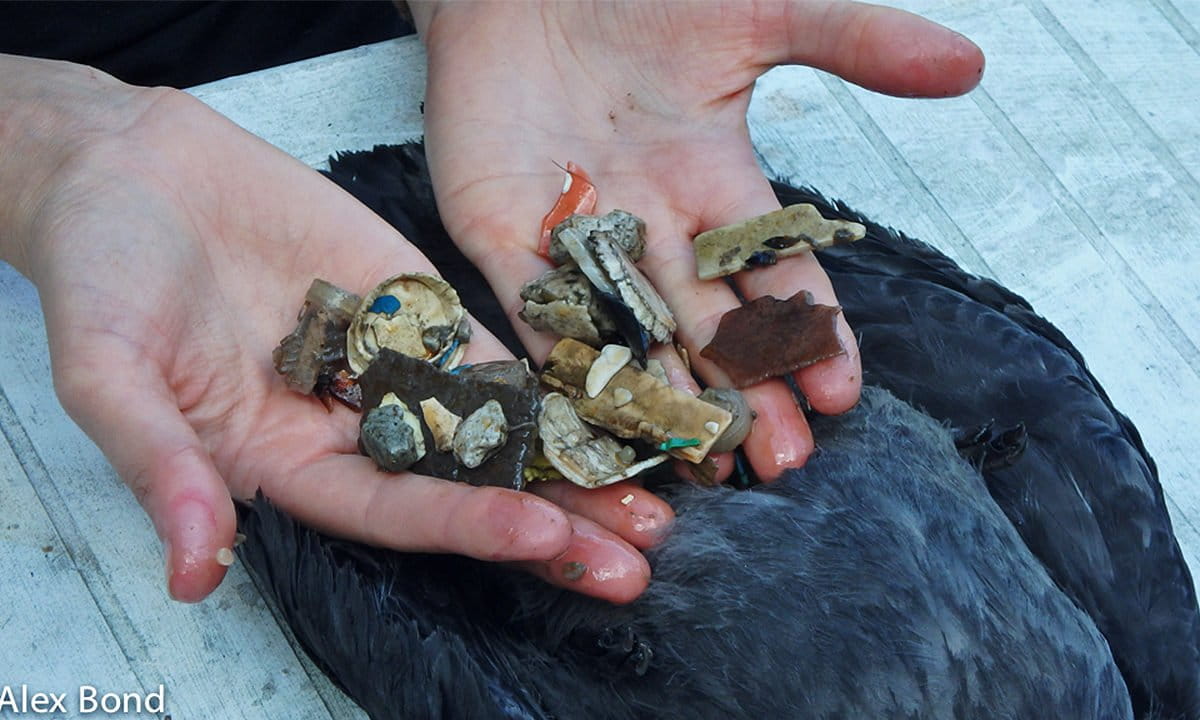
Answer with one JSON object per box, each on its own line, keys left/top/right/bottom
{"left": 1, "top": 1, "right": 1197, "bottom": 716}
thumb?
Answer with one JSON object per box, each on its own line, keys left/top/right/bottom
{"left": 756, "top": 1, "right": 985, "bottom": 98}
{"left": 53, "top": 346, "right": 237, "bottom": 603}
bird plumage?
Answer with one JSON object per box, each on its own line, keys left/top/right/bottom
{"left": 234, "top": 144, "right": 1198, "bottom": 720}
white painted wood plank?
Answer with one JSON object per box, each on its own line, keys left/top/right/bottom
{"left": 873, "top": 0, "right": 1200, "bottom": 579}
{"left": 189, "top": 37, "right": 427, "bottom": 169}
{"left": 748, "top": 68, "right": 982, "bottom": 273}
{"left": 1152, "top": 0, "right": 1200, "bottom": 50}
{"left": 1033, "top": 0, "right": 1200, "bottom": 187}
{"left": 946, "top": 0, "right": 1200, "bottom": 528}
{"left": 753, "top": 64, "right": 1200, "bottom": 580}
{"left": 777, "top": 30, "right": 1200, "bottom": 588}
{"left": 0, "top": 428, "right": 143, "bottom": 699}
{"left": 1166, "top": 0, "right": 1200, "bottom": 23}
{"left": 0, "top": 267, "right": 340, "bottom": 719}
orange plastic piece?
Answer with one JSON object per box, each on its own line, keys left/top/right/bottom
{"left": 538, "top": 161, "right": 597, "bottom": 259}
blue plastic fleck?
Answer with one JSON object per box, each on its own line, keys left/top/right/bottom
{"left": 436, "top": 339, "right": 461, "bottom": 368}
{"left": 369, "top": 295, "right": 402, "bottom": 316}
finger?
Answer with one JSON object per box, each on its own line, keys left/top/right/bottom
{"left": 515, "top": 514, "right": 652, "bottom": 604}
{"left": 718, "top": 173, "right": 863, "bottom": 415}
{"left": 52, "top": 351, "right": 237, "bottom": 603}
{"left": 527, "top": 481, "right": 675, "bottom": 550}
{"left": 757, "top": 1, "right": 985, "bottom": 97}
{"left": 647, "top": 345, "right": 735, "bottom": 484}
{"left": 271, "top": 453, "right": 573, "bottom": 562}
{"left": 603, "top": 198, "right": 813, "bottom": 478}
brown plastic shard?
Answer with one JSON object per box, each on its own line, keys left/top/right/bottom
{"left": 539, "top": 393, "right": 668, "bottom": 488}
{"left": 519, "top": 266, "right": 617, "bottom": 346}
{"left": 548, "top": 210, "right": 647, "bottom": 266}
{"left": 273, "top": 279, "right": 361, "bottom": 394}
{"left": 540, "top": 339, "right": 731, "bottom": 464}
{"left": 693, "top": 204, "right": 866, "bottom": 281}
{"left": 699, "top": 292, "right": 845, "bottom": 388}
{"left": 358, "top": 349, "right": 540, "bottom": 491}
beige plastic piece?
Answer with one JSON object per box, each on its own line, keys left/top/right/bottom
{"left": 693, "top": 204, "right": 866, "bottom": 281}
{"left": 541, "top": 339, "right": 732, "bottom": 463}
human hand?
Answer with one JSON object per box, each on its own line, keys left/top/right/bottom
{"left": 413, "top": 0, "right": 984, "bottom": 478}
{"left": 0, "top": 55, "right": 670, "bottom": 604}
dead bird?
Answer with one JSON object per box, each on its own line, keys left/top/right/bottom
{"left": 235, "top": 144, "right": 1199, "bottom": 720}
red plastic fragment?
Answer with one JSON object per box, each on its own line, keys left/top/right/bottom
{"left": 538, "top": 161, "right": 597, "bottom": 258}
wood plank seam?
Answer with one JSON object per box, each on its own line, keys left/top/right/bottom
{"left": 966, "top": 85, "right": 1200, "bottom": 376}
{"left": 0, "top": 385, "right": 162, "bottom": 697}
{"left": 1023, "top": 0, "right": 1200, "bottom": 208}
{"left": 1149, "top": 0, "right": 1200, "bottom": 54}
{"left": 814, "top": 72, "right": 995, "bottom": 276}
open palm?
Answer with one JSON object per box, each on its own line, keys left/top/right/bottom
{"left": 18, "top": 72, "right": 666, "bottom": 604}
{"left": 417, "top": 0, "right": 984, "bottom": 477}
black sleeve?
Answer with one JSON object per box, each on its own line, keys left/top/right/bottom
{"left": 0, "top": 1, "right": 413, "bottom": 88}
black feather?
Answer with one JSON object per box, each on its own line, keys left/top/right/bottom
{"left": 231, "top": 143, "right": 1199, "bottom": 720}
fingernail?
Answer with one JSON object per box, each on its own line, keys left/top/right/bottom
{"left": 508, "top": 496, "right": 570, "bottom": 554}
{"left": 168, "top": 499, "right": 216, "bottom": 595}
{"left": 745, "top": 398, "right": 808, "bottom": 471}
{"left": 628, "top": 498, "right": 674, "bottom": 542}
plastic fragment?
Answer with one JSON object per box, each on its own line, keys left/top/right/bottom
{"left": 368, "top": 294, "right": 402, "bottom": 315}
{"left": 693, "top": 204, "right": 866, "bottom": 280}
{"left": 541, "top": 339, "right": 731, "bottom": 464}
{"left": 538, "top": 162, "right": 597, "bottom": 258}
{"left": 586, "top": 344, "right": 633, "bottom": 398}
{"left": 699, "top": 291, "right": 845, "bottom": 388}
{"left": 360, "top": 393, "right": 427, "bottom": 473}
{"left": 420, "top": 397, "right": 462, "bottom": 453}
{"left": 698, "top": 387, "right": 754, "bottom": 453}
{"left": 357, "top": 350, "right": 540, "bottom": 490}
{"left": 347, "top": 273, "right": 470, "bottom": 374}
{"left": 658, "top": 437, "right": 701, "bottom": 452}
{"left": 538, "top": 393, "right": 668, "bottom": 488}
{"left": 453, "top": 400, "right": 509, "bottom": 469}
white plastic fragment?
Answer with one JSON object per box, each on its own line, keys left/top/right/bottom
{"left": 452, "top": 400, "right": 509, "bottom": 469}
{"left": 586, "top": 344, "right": 633, "bottom": 398}
{"left": 539, "top": 393, "right": 668, "bottom": 488}
{"left": 419, "top": 397, "right": 463, "bottom": 453}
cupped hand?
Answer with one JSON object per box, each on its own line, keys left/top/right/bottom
{"left": 414, "top": 0, "right": 984, "bottom": 478}
{"left": 1, "top": 55, "right": 670, "bottom": 604}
